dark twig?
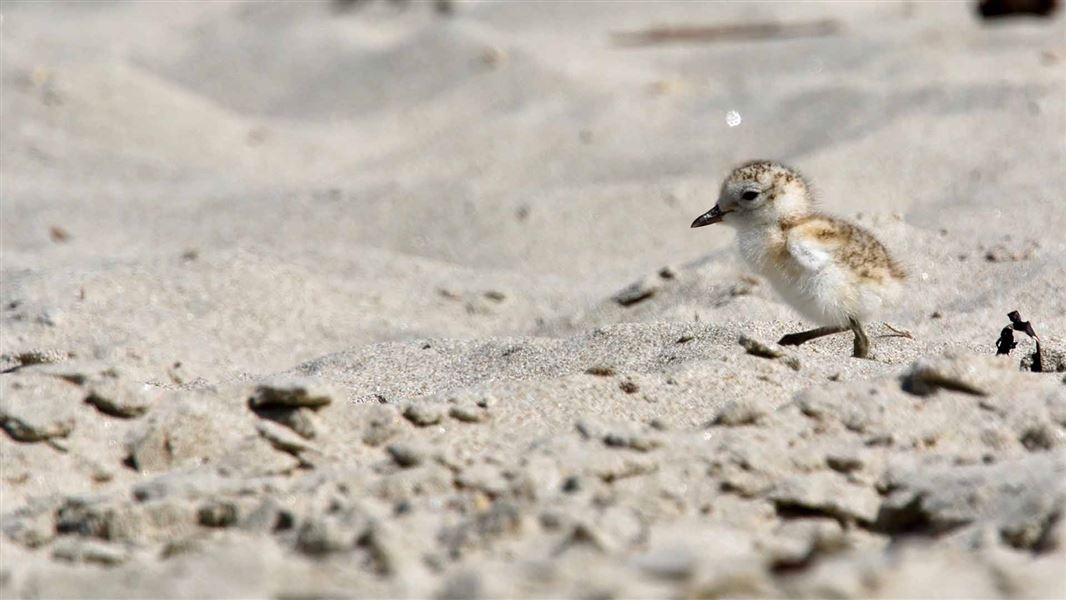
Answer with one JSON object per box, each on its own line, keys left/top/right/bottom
{"left": 998, "top": 310, "right": 1042, "bottom": 372}
{"left": 995, "top": 326, "right": 1017, "bottom": 356}
{"left": 1008, "top": 311, "right": 1038, "bottom": 340}
{"left": 611, "top": 20, "right": 840, "bottom": 47}
{"left": 881, "top": 323, "right": 914, "bottom": 340}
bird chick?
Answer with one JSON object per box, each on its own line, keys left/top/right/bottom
{"left": 691, "top": 160, "right": 906, "bottom": 358}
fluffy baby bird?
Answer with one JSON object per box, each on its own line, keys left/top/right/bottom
{"left": 691, "top": 160, "right": 906, "bottom": 358}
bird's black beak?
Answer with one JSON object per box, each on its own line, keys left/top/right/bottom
{"left": 691, "top": 205, "right": 729, "bottom": 228}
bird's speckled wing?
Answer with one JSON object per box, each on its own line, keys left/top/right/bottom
{"left": 785, "top": 215, "right": 905, "bottom": 283}
{"left": 785, "top": 224, "right": 837, "bottom": 273}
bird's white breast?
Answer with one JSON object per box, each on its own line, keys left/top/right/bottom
{"left": 735, "top": 225, "right": 894, "bottom": 327}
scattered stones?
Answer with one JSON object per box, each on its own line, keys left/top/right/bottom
{"left": 738, "top": 335, "right": 801, "bottom": 371}
{"left": 249, "top": 376, "right": 337, "bottom": 409}
{"left": 0, "top": 286, "right": 1059, "bottom": 598}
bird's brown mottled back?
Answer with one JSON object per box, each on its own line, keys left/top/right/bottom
{"left": 785, "top": 215, "right": 907, "bottom": 283}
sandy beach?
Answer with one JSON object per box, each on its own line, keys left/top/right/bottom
{"left": 2, "top": 1, "right": 1064, "bottom": 597}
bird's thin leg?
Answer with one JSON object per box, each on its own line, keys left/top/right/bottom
{"left": 778, "top": 325, "right": 847, "bottom": 346}
{"left": 849, "top": 317, "right": 870, "bottom": 358}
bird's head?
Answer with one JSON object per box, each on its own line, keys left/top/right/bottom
{"left": 691, "top": 160, "right": 813, "bottom": 229}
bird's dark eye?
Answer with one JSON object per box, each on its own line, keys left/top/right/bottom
{"left": 741, "top": 190, "right": 759, "bottom": 201}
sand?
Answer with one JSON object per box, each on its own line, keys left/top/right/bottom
{"left": 1, "top": 1, "right": 1064, "bottom": 598}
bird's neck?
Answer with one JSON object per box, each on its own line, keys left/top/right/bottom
{"left": 738, "top": 209, "right": 811, "bottom": 232}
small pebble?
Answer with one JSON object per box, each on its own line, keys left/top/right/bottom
{"left": 449, "top": 402, "right": 488, "bottom": 423}
{"left": 249, "top": 376, "right": 336, "bottom": 409}
{"left": 198, "top": 500, "right": 238, "bottom": 528}
{"left": 738, "top": 335, "right": 800, "bottom": 371}
{"left": 403, "top": 403, "right": 444, "bottom": 427}
{"left": 386, "top": 442, "right": 426, "bottom": 468}
{"left": 712, "top": 399, "right": 766, "bottom": 427}
{"left": 613, "top": 276, "right": 660, "bottom": 307}
{"left": 85, "top": 380, "right": 157, "bottom": 418}
{"left": 257, "top": 420, "right": 318, "bottom": 455}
